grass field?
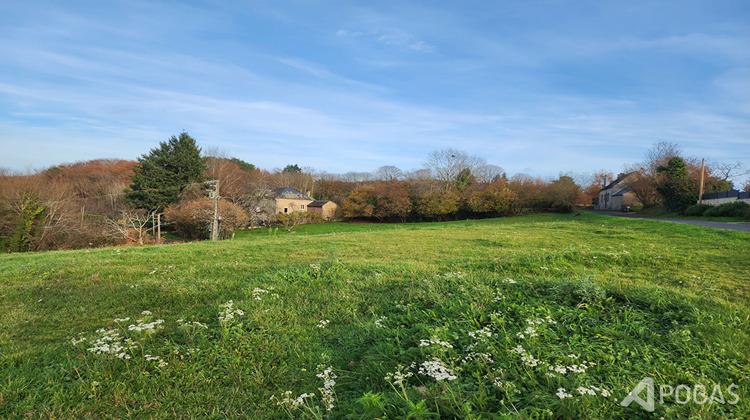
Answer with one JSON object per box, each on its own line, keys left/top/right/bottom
{"left": 1, "top": 213, "right": 749, "bottom": 419}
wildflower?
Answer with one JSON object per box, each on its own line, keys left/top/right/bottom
{"left": 274, "top": 391, "right": 315, "bottom": 407}
{"left": 556, "top": 388, "right": 573, "bottom": 399}
{"left": 317, "top": 319, "right": 330, "bottom": 328}
{"left": 317, "top": 365, "right": 337, "bottom": 411}
{"left": 87, "top": 328, "right": 138, "bottom": 357}
{"left": 141, "top": 310, "right": 152, "bottom": 315}
{"left": 113, "top": 317, "right": 130, "bottom": 323}
{"left": 577, "top": 386, "right": 597, "bottom": 396}
{"left": 127, "top": 319, "right": 165, "bottom": 332}
{"left": 419, "top": 337, "right": 453, "bottom": 348}
{"left": 71, "top": 337, "right": 87, "bottom": 345}
{"left": 252, "top": 287, "right": 269, "bottom": 300}
{"left": 502, "top": 278, "right": 517, "bottom": 284}
{"left": 517, "top": 326, "right": 538, "bottom": 338}
{"left": 462, "top": 352, "right": 493, "bottom": 364}
{"left": 384, "top": 365, "right": 414, "bottom": 386}
{"left": 310, "top": 264, "right": 321, "bottom": 270}
{"left": 177, "top": 319, "right": 208, "bottom": 329}
{"left": 418, "top": 357, "right": 457, "bottom": 381}
{"left": 468, "top": 327, "right": 492, "bottom": 341}
{"left": 374, "top": 317, "right": 386, "bottom": 328}
{"left": 219, "top": 300, "right": 245, "bottom": 323}
{"left": 540, "top": 266, "right": 549, "bottom": 270}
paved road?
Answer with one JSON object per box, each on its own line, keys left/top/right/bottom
{"left": 586, "top": 210, "right": 750, "bottom": 232}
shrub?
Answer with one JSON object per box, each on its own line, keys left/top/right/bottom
{"left": 703, "top": 201, "right": 750, "bottom": 218}
{"left": 276, "top": 211, "right": 322, "bottom": 230}
{"left": 683, "top": 204, "right": 711, "bottom": 216}
{"left": 164, "top": 198, "right": 249, "bottom": 240}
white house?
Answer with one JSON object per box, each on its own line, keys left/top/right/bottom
{"left": 596, "top": 173, "right": 641, "bottom": 211}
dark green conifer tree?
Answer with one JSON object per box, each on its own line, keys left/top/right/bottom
{"left": 124, "top": 132, "right": 206, "bottom": 212}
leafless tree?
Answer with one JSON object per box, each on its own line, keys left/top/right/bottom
{"left": 473, "top": 164, "right": 505, "bottom": 184}
{"left": 424, "top": 148, "right": 486, "bottom": 191}
{"left": 240, "top": 189, "right": 277, "bottom": 227}
{"left": 106, "top": 210, "right": 152, "bottom": 245}
{"left": 710, "top": 161, "right": 748, "bottom": 184}
{"left": 373, "top": 165, "right": 404, "bottom": 181}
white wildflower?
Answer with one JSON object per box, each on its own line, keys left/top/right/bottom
{"left": 517, "top": 326, "right": 538, "bottom": 338}
{"left": 252, "top": 287, "right": 269, "bottom": 300}
{"left": 384, "top": 365, "right": 414, "bottom": 386}
{"left": 577, "top": 386, "right": 597, "bottom": 396}
{"left": 419, "top": 337, "right": 453, "bottom": 348}
{"left": 418, "top": 358, "right": 457, "bottom": 381}
{"left": 177, "top": 319, "right": 208, "bottom": 329}
{"left": 219, "top": 300, "right": 245, "bottom": 323}
{"left": 317, "top": 319, "right": 330, "bottom": 328}
{"left": 127, "top": 319, "right": 165, "bottom": 332}
{"left": 374, "top": 317, "right": 386, "bottom": 328}
{"left": 274, "top": 391, "right": 315, "bottom": 407}
{"left": 556, "top": 388, "right": 573, "bottom": 399}
{"left": 141, "top": 310, "right": 152, "bottom": 315}
{"left": 468, "top": 327, "right": 492, "bottom": 341}
{"left": 502, "top": 278, "right": 517, "bottom": 284}
{"left": 317, "top": 365, "right": 336, "bottom": 411}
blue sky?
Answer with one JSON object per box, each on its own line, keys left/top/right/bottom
{"left": 1, "top": 0, "right": 749, "bottom": 181}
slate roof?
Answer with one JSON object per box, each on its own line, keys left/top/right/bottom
{"left": 599, "top": 172, "right": 635, "bottom": 192}
{"left": 612, "top": 187, "right": 631, "bottom": 197}
{"left": 271, "top": 187, "right": 312, "bottom": 200}
{"left": 307, "top": 200, "right": 331, "bottom": 207}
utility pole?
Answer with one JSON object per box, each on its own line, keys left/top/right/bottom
{"left": 207, "top": 180, "right": 220, "bottom": 241}
{"left": 698, "top": 158, "right": 706, "bottom": 204}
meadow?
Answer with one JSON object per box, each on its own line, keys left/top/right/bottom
{"left": 1, "top": 213, "right": 748, "bottom": 419}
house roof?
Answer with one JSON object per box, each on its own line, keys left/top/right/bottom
{"left": 271, "top": 187, "right": 312, "bottom": 200}
{"left": 307, "top": 200, "right": 331, "bottom": 207}
{"left": 599, "top": 172, "right": 635, "bottom": 193}
{"left": 612, "top": 187, "right": 631, "bottom": 197}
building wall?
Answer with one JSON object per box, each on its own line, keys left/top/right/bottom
{"left": 320, "top": 202, "right": 337, "bottom": 220}
{"left": 275, "top": 198, "right": 312, "bottom": 214}
{"left": 308, "top": 202, "right": 338, "bottom": 220}
{"left": 597, "top": 189, "right": 617, "bottom": 210}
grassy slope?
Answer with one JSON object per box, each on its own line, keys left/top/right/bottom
{"left": 1, "top": 213, "right": 748, "bottom": 419}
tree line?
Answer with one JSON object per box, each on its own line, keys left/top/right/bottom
{"left": 1, "top": 134, "right": 746, "bottom": 252}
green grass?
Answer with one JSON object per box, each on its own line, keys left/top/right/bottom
{"left": 1, "top": 213, "right": 749, "bottom": 418}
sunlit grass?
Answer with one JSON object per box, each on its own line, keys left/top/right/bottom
{"left": 1, "top": 213, "right": 748, "bottom": 418}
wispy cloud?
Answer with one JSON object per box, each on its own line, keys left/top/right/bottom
{"left": 1, "top": 0, "right": 748, "bottom": 178}
{"left": 336, "top": 28, "right": 435, "bottom": 52}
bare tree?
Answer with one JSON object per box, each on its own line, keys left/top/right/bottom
{"left": 240, "top": 189, "right": 277, "bottom": 227}
{"left": 473, "top": 164, "right": 505, "bottom": 184}
{"left": 106, "top": 210, "right": 152, "bottom": 245}
{"left": 342, "top": 171, "right": 374, "bottom": 184}
{"left": 710, "top": 161, "right": 748, "bottom": 184}
{"left": 425, "top": 148, "right": 486, "bottom": 191}
{"left": 203, "top": 148, "right": 249, "bottom": 203}
{"left": 373, "top": 165, "right": 404, "bottom": 181}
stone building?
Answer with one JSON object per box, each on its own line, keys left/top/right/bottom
{"left": 596, "top": 173, "right": 642, "bottom": 211}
